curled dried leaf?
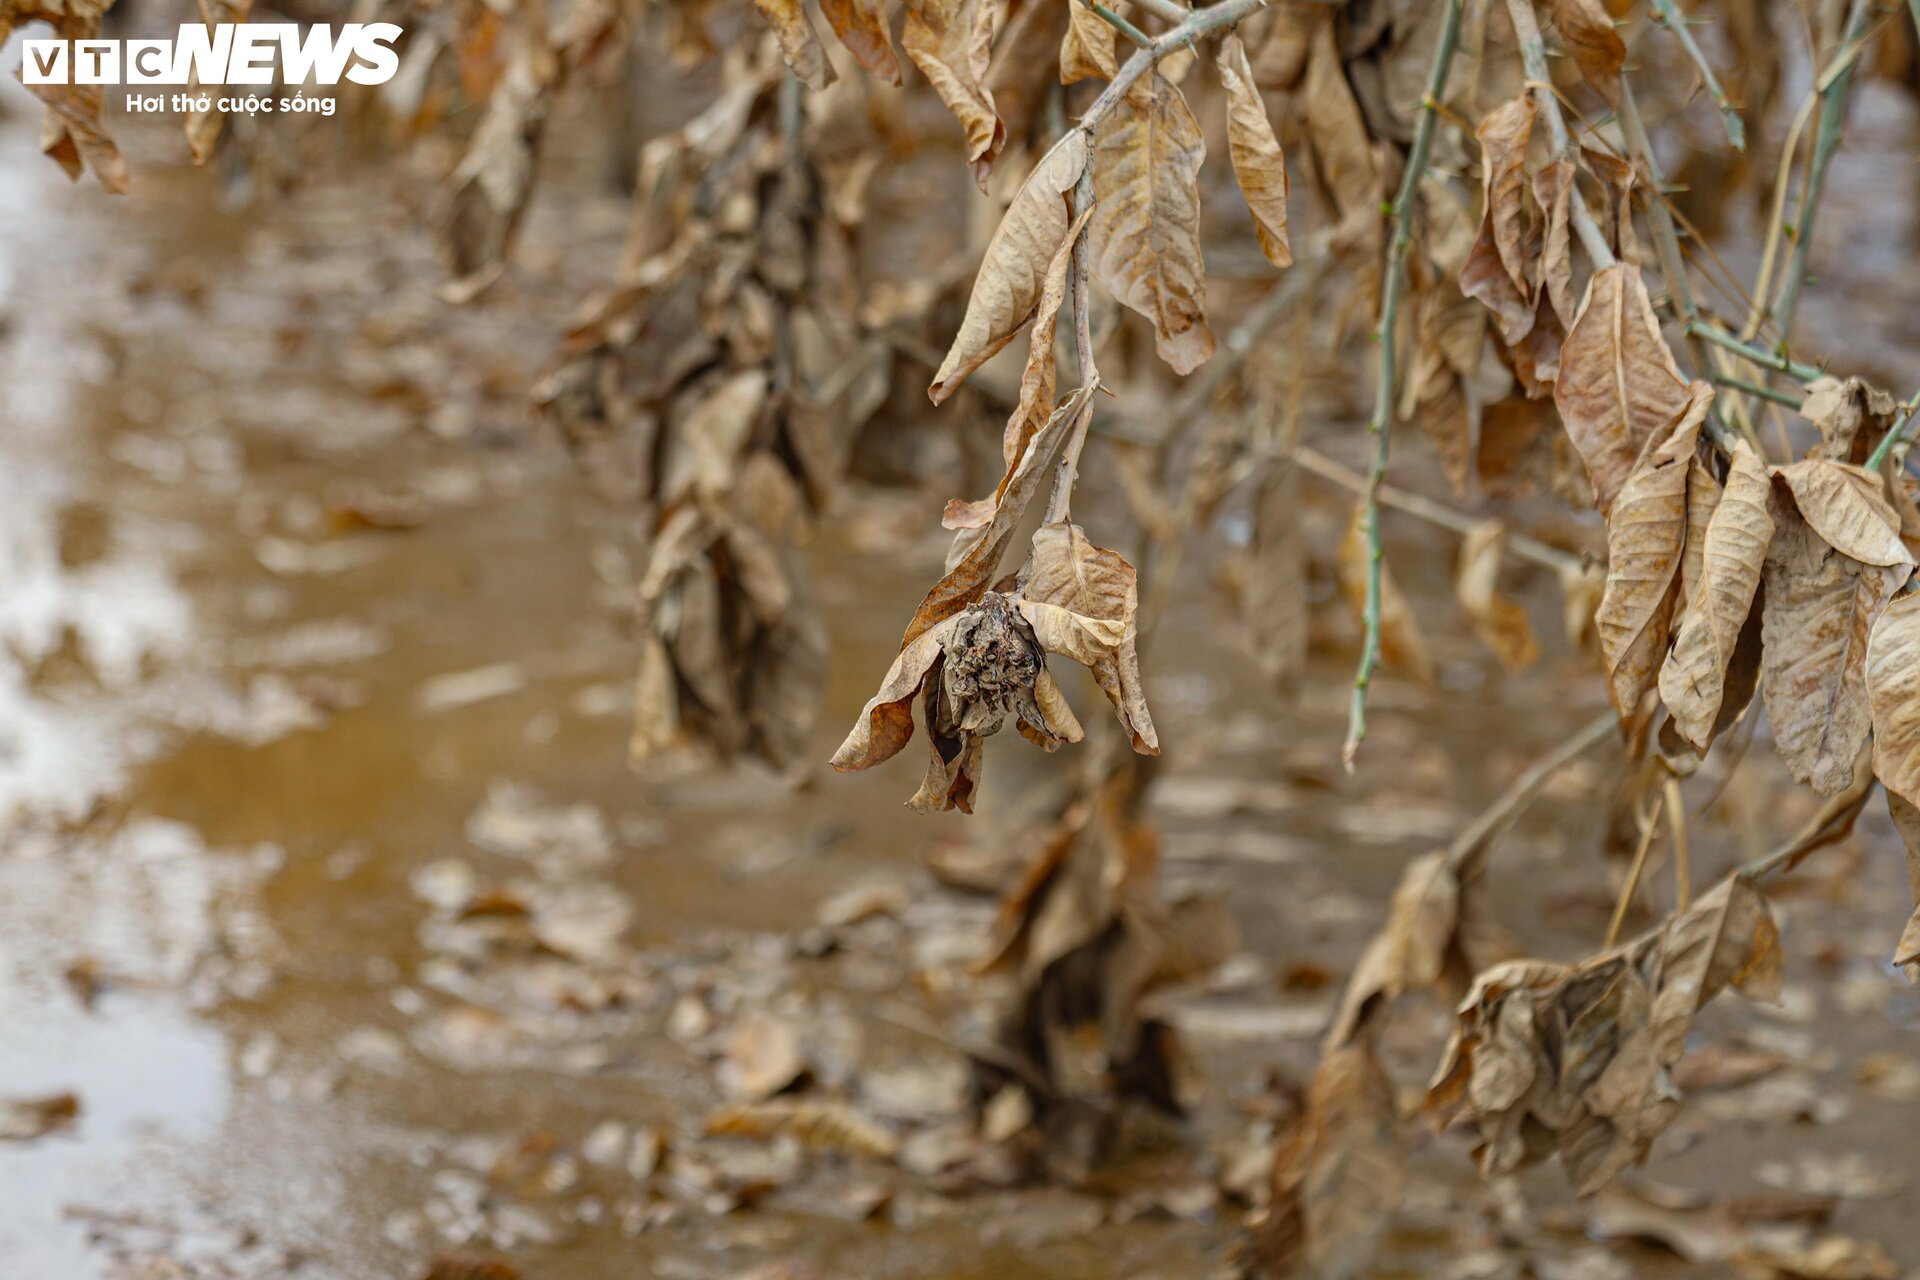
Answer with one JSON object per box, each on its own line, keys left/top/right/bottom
{"left": 1217, "top": 35, "right": 1292, "bottom": 270}
{"left": 903, "top": 0, "right": 1005, "bottom": 186}
{"left": 1660, "top": 442, "right": 1773, "bottom": 752}
{"left": 1018, "top": 522, "right": 1137, "bottom": 667}
{"left": 929, "top": 133, "right": 1088, "bottom": 403}
{"left": 1594, "top": 382, "right": 1712, "bottom": 728}
{"left": 820, "top": 0, "right": 902, "bottom": 83}
{"left": 1427, "top": 879, "right": 1781, "bottom": 1195}
{"left": 1060, "top": 0, "right": 1117, "bottom": 84}
{"left": 753, "top": 0, "right": 838, "bottom": 89}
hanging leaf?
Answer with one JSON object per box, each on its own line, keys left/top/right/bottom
{"left": 1060, "top": 0, "right": 1117, "bottom": 84}
{"left": 1773, "top": 460, "right": 1912, "bottom": 568}
{"left": 929, "top": 133, "right": 1089, "bottom": 403}
{"left": 1089, "top": 71, "right": 1217, "bottom": 375}
{"left": 753, "top": 0, "right": 839, "bottom": 90}
{"left": 1547, "top": 0, "right": 1625, "bottom": 97}
{"left": 1427, "top": 879, "right": 1781, "bottom": 1195}
{"left": 903, "top": 0, "right": 1006, "bottom": 187}
{"left": 1018, "top": 523, "right": 1137, "bottom": 667}
{"left": 1554, "top": 266, "right": 1693, "bottom": 516}
{"left": 1660, "top": 441, "right": 1773, "bottom": 752}
{"left": 820, "top": 0, "right": 903, "bottom": 83}
{"left": 1595, "top": 382, "right": 1713, "bottom": 728}
{"left": 1762, "top": 480, "right": 1910, "bottom": 795}
{"left": 1867, "top": 589, "right": 1920, "bottom": 804}
{"left": 1217, "top": 35, "right": 1292, "bottom": 269}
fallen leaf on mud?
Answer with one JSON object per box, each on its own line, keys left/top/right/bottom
{"left": 0, "top": 1092, "right": 78, "bottom": 1141}
{"left": 720, "top": 1011, "right": 808, "bottom": 1101}
{"left": 707, "top": 1099, "right": 898, "bottom": 1159}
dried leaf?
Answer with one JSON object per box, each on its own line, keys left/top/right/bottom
{"left": 832, "top": 615, "right": 965, "bottom": 770}
{"left": 1089, "top": 72, "right": 1216, "bottom": 375}
{"left": 1060, "top": 0, "right": 1117, "bottom": 84}
{"left": 820, "top": 0, "right": 902, "bottom": 83}
{"left": 1886, "top": 792, "right": 1920, "bottom": 980}
{"left": 1245, "top": 461, "right": 1309, "bottom": 693}
{"left": 1555, "top": 266, "right": 1693, "bottom": 516}
{"left": 1763, "top": 481, "right": 1910, "bottom": 795}
{"left": 1427, "top": 879, "right": 1780, "bottom": 1195}
{"left": 1533, "top": 158, "right": 1576, "bottom": 327}
{"left": 754, "top": 0, "right": 837, "bottom": 89}
{"left": 719, "top": 1010, "right": 808, "bottom": 1101}
{"left": 1338, "top": 503, "right": 1435, "bottom": 684}
{"left": 1476, "top": 95, "right": 1536, "bottom": 301}
{"left": 1456, "top": 521, "right": 1540, "bottom": 673}
{"left": 1327, "top": 852, "right": 1460, "bottom": 1048}
{"left": 1596, "top": 382, "right": 1713, "bottom": 727}
{"left": 1660, "top": 441, "right": 1774, "bottom": 751}
{"left": 903, "top": 0, "right": 1005, "bottom": 186}
{"left": 1217, "top": 35, "right": 1292, "bottom": 269}
{"left": 438, "top": 36, "right": 558, "bottom": 301}
{"left": 706, "top": 1099, "right": 899, "bottom": 1159}
{"left": 1018, "top": 523, "right": 1137, "bottom": 667}
{"left": 1261, "top": 1041, "right": 1405, "bottom": 1280}
{"left": 1868, "top": 589, "right": 1920, "bottom": 805}
{"left": 1547, "top": 0, "right": 1625, "bottom": 96}
{"left": 31, "top": 80, "right": 126, "bottom": 194}
{"left": 1773, "top": 460, "right": 1913, "bottom": 569}
{"left": 929, "top": 132, "right": 1088, "bottom": 403}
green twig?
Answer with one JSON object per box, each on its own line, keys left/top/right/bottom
{"left": 1686, "top": 321, "right": 1822, "bottom": 383}
{"left": 1767, "top": 0, "right": 1874, "bottom": 341}
{"left": 1082, "top": 0, "right": 1153, "bottom": 49}
{"left": 1127, "top": 0, "right": 1191, "bottom": 24}
{"left": 1343, "top": 0, "right": 1466, "bottom": 771}
{"left": 1867, "top": 396, "right": 1920, "bottom": 471}
{"left": 1712, "top": 374, "right": 1803, "bottom": 409}
{"left": 1648, "top": 0, "right": 1746, "bottom": 151}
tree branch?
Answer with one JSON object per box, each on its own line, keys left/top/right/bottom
{"left": 1767, "top": 0, "right": 1874, "bottom": 342}
{"left": 1648, "top": 0, "right": 1746, "bottom": 151}
{"left": 1686, "top": 321, "right": 1823, "bottom": 383}
{"left": 1343, "top": 0, "right": 1466, "bottom": 770}
{"left": 1504, "top": 0, "right": 1614, "bottom": 268}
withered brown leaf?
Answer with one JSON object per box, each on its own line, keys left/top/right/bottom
{"left": 1261, "top": 1040, "right": 1405, "bottom": 1280}
{"left": 1763, "top": 476, "right": 1911, "bottom": 795}
{"left": 1660, "top": 441, "right": 1773, "bottom": 752}
{"left": 1868, "top": 589, "right": 1920, "bottom": 806}
{"left": 1217, "top": 35, "right": 1292, "bottom": 270}
{"left": 1089, "top": 71, "right": 1216, "bottom": 375}
{"left": 903, "top": 0, "right": 1005, "bottom": 187}
{"left": 1060, "top": 0, "right": 1118, "bottom": 84}
{"left": 1427, "top": 879, "right": 1781, "bottom": 1195}
{"left": 753, "top": 0, "right": 838, "bottom": 89}
{"left": 1595, "top": 382, "right": 1713, "bottom": 727}
{"left": 1018, "top": 522, "right": 1137, "bottom": 667}
{"left": 1555, "top": 266, "right": 1693, "bottom": 516}
{"left": 929, "top": 132, "right": 1088, "bottom": 403}
{"left": 820, "top": 0, "right": 902, "bottom": 84}
{"left": 1547, "top": 0, "right": 1626, "bottom": 97}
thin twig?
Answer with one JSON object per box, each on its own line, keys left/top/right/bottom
{"left": 1343, "top": 0, "right": 1466, "bottom": 770}
{"left": 1505, "top": 0, "right": 1615, "bottom": 267}
{"left": 1648, "top": 0, "right": 1745, "bottom": 150}
{"left": 1867, "top": 396, "right": 1920, "bottom": 471}
{"left": 1616, "top": 79, "right": 1741, "bottom": 453}
{"left": 1767, "top": 0, "right": 1875, "bottom": 342}
{"left": 1665, "top": 774, "right": 1691, "bottom": 913}
{"left": 1447, "top": 710, "right": 1618, "bottom": 878}
{"left": 1741, "top": 91, "right": 1817, "bottom": 342}
{"left": 1076, "top": 0, "right": 1268, "bottom": 135}
{"left": 1128, "top": 0, "right": 1192, "bottom": 24}
{"left": 1083, "top": 0, "right": 1153, "bottom": 50}
{"left": 1687, "top": 321, "right": 1823, "bottom": 383}
{"left": 1712, "top": 374, "right": 1804, "bottom": 409}
{"left": 1606, "top": 788, "right": 1667, "bottom": 947}
{"left": 1291, "top": 448, "right": 1584, "bottom": 576}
